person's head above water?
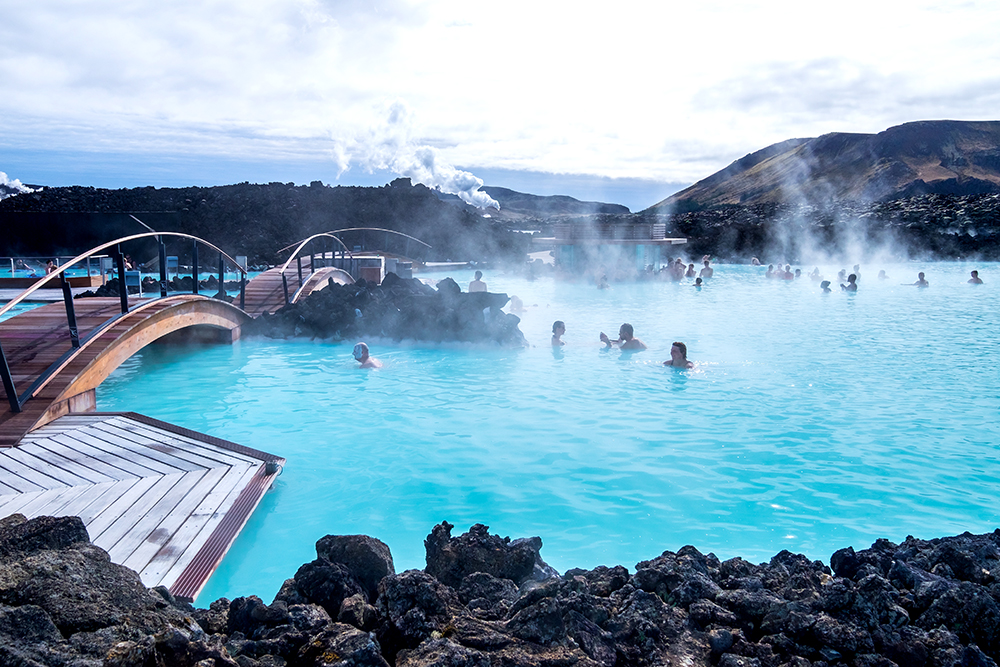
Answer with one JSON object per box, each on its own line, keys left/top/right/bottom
{"left": 552, "top": 320, "right": 565, "bottom": 334}
{"left": 352, "top": 342, "right": 370, "bottom": 361}
{"left": 665, "top": 341, "right": 694, "bottom": 368}
{"left": 474, "top": 270, "right": 483, "bottom": 280}
{"left": 619, "top": 323, "right": 635, "bottom": 340}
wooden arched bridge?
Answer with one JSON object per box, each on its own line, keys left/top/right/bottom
{"left": 0, "top": 228, "right": 430, "bottom": 599}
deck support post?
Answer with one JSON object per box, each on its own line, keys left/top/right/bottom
{"left": 115, "top": 246, "right": 129, "bottom": 314}
{"left": 158, "top": 240, "right": 168, "bottom": 297}
{"left": 296, "top": 257, "right": 303, "bottom": 286}
{"left": 59, "top": 272, "right": 81, "bottom": 348}
{"left": 0, "top": 341, "right": 20, "bottom": 413}
{"left": 239, "top": 272, "right": 246, "bottom": 311}
{"left": 192, "top": 242, "right": 200, "bottom": 295}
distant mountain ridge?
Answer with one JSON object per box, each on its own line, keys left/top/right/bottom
{"left": 435, "top": 185, "right": 630, "bottom": 221}
{"left": 649, "top": 120, "right": 1000, "bottom": 212}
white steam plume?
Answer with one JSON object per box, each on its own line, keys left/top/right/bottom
{"left": 334, "top": 100, "right": 500, "bottom": 210}
{"left": 0, "top": 172, "right": 38, "bottom": 200}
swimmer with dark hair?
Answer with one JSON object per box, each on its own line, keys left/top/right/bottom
{"left": 600, "top": 323, "right": 647, "bottom": 350}
{"left": 820, "top": 280, "right": 832, "bottom": 293}
{"left": 664, "top": 341, "right": 694, "bottom": 369}
{"left": 969, "top": 270, "right": 984, "bottom": 284}
{"left": 352, "top": 342, "right": 382, "bottom": 369}
{"left": 693, "top": 277, "right": 704, "bottom": 287}
{"left": 552, "top": 321, "right": 566, "bottom": 346}
{"left": 841, "top": 274, "right": 858, "bottom": 292}
{"left": 911, "top": 272, "right": 929, "bottom": 288}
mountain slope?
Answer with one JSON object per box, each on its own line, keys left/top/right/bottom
{"left": 648, "top": 120, "right": 1000, "bottom": 212}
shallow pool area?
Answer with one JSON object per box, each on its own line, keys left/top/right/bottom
{"left": 94, "top": 262, "right": 1000, "bottom": 603}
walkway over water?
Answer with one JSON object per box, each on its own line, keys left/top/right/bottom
{"left": 243, "top": 261, "right": 354, "bottom": 317}
{"left": 0, "top": 295, "right": 249, "bottom": 447}
{"left": 0, "top": 412, "right": 283, "bottom": 601}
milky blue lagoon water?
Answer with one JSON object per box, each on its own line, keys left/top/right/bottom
{"left": 93, "top": 263, "right": 1000, "bottom": 603}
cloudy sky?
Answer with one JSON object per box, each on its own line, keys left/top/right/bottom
{"left": 2, "top": 0, "right": 999, "bottom": 210}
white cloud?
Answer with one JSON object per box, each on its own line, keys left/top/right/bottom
{"left": 1, "top": 0, "right": 999, "bottom": 189}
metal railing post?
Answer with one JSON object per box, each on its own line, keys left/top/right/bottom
{"left": 60, "top": 272, "right": 80, "bottom": 348}
{"left": 309, "top": 252, "right": 315, "bottom": 274}
{"left": 192, "top": 241, "right": 200, "bottom": 294}
{"left": 0, "top": 341, "right": 20, "bottom": 413}
{"left": 239, "top": 272, "right": 246, "bottom": 311}
{"left": 296, "top": 257, "right": 303, "bottom": 286}
{"left": 282, "top": 273, "right": 290, "bottom": 305}
{"left": 158, "top": 239, "right": 168, "bottom": 297}
{"left": 217, "top": 252, "right": 225, "bottom": 299}
{"left": 115, "top": 246, "right": 129, "bottom": 314}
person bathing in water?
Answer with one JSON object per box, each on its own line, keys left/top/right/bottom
{"left": 352, "top": 342, "right": 382, "bottom": 369}
{"left": 552, "top": 320, "right": 566, "bottom": 346}
{"left": 911, "top": 272, "right": 929, "bottom": 288}
{"left": 664, "top": 341, "right": 694, "bottom": 368}
{"left": 600, "top": 323, "right": 647, "bottom": 350}
{"left": 840, "top": 274, "right": 858, "bottom": 292}
{"left": 969, "top": 270, "right": 984, "bottom": 284}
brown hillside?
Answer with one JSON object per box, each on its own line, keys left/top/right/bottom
{"left": 648, "top": 120, "right": 1000, "bottom": 212}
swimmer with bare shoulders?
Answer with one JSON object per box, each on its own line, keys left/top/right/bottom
{"left": 911, "top": 272, "right": 929, "bottom": 288}
{"left": 352, "top": 342, "right": 382, "bottom": 368}
{"left": 600, "top": 323, "right": 647, "bottom": 351}
{"left": 663, "top": 341, "right": 694, "bottom": 368}
{"left": 969, "top": 270, "right": 984, "bottom": 284}
{"left": 552, "top": 321, "right": 566, "bottom": 346}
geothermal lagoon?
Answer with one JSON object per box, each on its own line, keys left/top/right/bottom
{"left": 95, "top": 263, "right": 1000, "bottom": 603}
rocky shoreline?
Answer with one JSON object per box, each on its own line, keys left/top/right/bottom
{"left": 4, "top": 514, "right": 1000, "bottom": 667}
{"left": 243, "top": 273, "right": 527, "bottom": 347}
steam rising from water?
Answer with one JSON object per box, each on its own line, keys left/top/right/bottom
{"left": 0, "top": 171, "right": 37, "bottom": 200}
{"left": 334, "top": 100, "right": 500, "bottom": 210}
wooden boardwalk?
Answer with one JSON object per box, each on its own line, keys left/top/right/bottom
{"left": 0, "top": 412, "right": 284, "bottom": 601}
{"left": 0, "top": 295, "right": 249, "bottom": 447}
{"left": 243, "top": 262, "right": 354, "bottom": 317}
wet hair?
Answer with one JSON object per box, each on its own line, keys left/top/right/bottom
{"left": 848, "top": 274, "right": 857, "bottom": 282}
{"left": 672, "top": 342, "right": 687, "bottom": 359}
{"left": 972, "top": 270, "right": 979, "bottom": 277}
{"left": 474, "top": 270, "right": 483, "bottom": 279}
{"left": 620, "top": 323, "right": 634, "bottom": 338}
{"left": 820, "top": 280, "right": 831, "bottom": 289}
{"left": 552, "top": 320, "right": 564, "bottom": 334}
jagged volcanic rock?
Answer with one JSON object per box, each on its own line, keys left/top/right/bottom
{"left": 244, "top": 273, "right": 527, "bottom": 347}
{"left": 8, "top": 513, "right": 1000, "bottom": 666}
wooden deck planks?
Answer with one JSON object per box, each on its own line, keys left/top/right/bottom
{"left": 119, "top": 465, "right": 233, "bottom": 572}
{"left": 140, "top": 464, "right": 256, "bottom": 584}
{"left": 51, "top": 428, "right": 192, "bottom": 476}
{"left": 16, "top": 438, "right": 128, "bottom": 483}
{"left": 113, "top": 418, "right": 262, "bottom": 468}
{"left": 0, "top": 413, "right": 283, "bottom": 600}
